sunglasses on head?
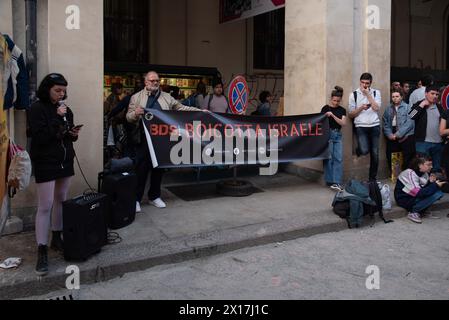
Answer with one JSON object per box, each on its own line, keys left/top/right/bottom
{"left": 48, "top": 73, "right": 67, "bottom": 85}
{"left": 49, "top": 73, "right": 63, "bottom": 79}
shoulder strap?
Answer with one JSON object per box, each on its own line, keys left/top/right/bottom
{"left": 370, "top": 181, "right": 394, "bottom": 224}
{"left": 224, "top": 95, "right": 232, "bottom": 113}
{"left": 353, "top": 90, "right": 376, "bottom": 105}
{"left": 147, "top": 90, "right": 162, "bottom": 110}
{"left": 207, "top": 94, "right": 213, "bottom": 110}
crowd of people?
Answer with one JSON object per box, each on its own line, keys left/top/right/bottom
{"left": 321, "top": 72, "right": 448, "bottom": 226}
{"left": 28, "top": 70, "right": 447, "bottom": 276}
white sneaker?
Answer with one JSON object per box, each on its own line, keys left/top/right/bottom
{"left": 407, "top": 212, "right": 422, "bottom": 224}
{"left": 136, "top": 201, "right": 142, "bottom": 213}
{"left": 151, "top": 198, "right": 166, "bottom": 208}
{"left": 330, "top": 184, "right": 344, "bottom": 192}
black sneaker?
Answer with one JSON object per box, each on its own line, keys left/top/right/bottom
{"left": 50, "top": 231, "right": 64, "bottom": 252}
{"left": 35, "top": 245, "right": 48, "bottom": 276}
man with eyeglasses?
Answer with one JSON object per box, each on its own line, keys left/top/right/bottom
{"left": 349, "top": 72, "right": 382, "bottom": 181}
{"left": 127, "top": 71, "right": 200, "bottom": 213}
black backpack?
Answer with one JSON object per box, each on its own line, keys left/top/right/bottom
{"left": 363, "top": 181, "right": 394, "bottom": 225}
{"left": 332, "top": 199, "right": 352, "bottom": 228}
{"left": 332, "top": 181, "right": 394, "bottom": 228}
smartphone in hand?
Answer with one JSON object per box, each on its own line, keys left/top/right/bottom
{"left": 72, "top": 124, "right": 84, "bottom": 130}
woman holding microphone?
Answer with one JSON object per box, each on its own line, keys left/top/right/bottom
{"left": 28, "top": 73, "right": 82, "bottom": 276}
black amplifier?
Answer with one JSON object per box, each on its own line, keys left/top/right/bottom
{"left": 63, "top": 193, "right": 108, "bottom": 261}
{"left": 99, "top": 171, "right": 137, "bottom": 230}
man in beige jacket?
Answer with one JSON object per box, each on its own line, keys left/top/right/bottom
{"left": 127, "top": 71, "right": 200, "bottom": 213}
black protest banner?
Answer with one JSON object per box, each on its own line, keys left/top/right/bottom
{"left": 142, "top": 110, "right": 329, "bottom": 169}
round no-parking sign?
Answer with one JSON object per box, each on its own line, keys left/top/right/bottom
{"left": 228, "top": 76, "right": 249, "bottom": 115}
{"left": 442, "top": 86, "right": 449, "bottom": 110}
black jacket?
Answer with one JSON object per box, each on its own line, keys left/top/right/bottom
{"left": 28, "top": 100, "right": 78, "bottom": 183}
{"left": 409, "top": 100, "right": 444, "bottom": 142}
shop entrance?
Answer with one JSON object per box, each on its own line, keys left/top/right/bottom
{"left": 391, "top": 0, "right": 449, "bottom": 85}
{"left": 102, "top": 0, "right": 221, "bottom": 167}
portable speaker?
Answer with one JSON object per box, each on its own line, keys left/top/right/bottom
{"left": 63, "top": 193, "right": 108, "bottom": 261}
{"left": 99, "top": 172, "right": 137, "bottom": 230}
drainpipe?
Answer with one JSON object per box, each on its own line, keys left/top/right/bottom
{"left": 25, "top": 0, "right": 37, "bottom": 103}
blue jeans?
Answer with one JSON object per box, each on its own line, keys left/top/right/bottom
{"left": 412, "top": 190, "right": 444, "bottom": 213}
{"left": 356, "top": 126, "right": 380, "bottom": 180}
{"left": 324, "top": 130, "right": 343, "bottom": 184}
{"left": 415, "top": 142, "right": 443, "bottom": 172}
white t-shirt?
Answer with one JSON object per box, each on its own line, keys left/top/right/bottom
{"left": 348, "top": 88, "right": 382, "bottom": 128}
{"left": 392, "top": 105, "right": 399, "bottom": 127}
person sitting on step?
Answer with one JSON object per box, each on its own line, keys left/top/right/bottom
{"left": 394, "top": 156, "right": 446, "bottom": 224}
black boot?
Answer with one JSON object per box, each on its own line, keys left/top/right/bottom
{"left": 35, "top": 245, "right": 48, "bottom": 276}
{"left": 50, "top": 231, "right": 64, "bottom": 252}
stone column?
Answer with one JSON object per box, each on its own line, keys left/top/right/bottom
{"left": 13, "top": 0, "right": 104, "bottom": 216}
{"left": 41, "top": 0, "right": 104, "bottom": 195}
{"left": 0, "top": 0, "right": 13, "bottom": 36}
{"left": 284, "top": 0, "right": 391, "bottom": 181}
{"left": 351, "top": 0, "right": 391, "bottom": 180}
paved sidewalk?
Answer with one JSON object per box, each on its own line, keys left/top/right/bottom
{"left": 1, "top": 172, "right": 448, "bottom": 299}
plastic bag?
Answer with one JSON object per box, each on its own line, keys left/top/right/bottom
{"left": 0, "top": 257, "right": 22, "bottom": 269}
{"left": 380, "top": 183, "right": 392, "bottom": 211}
{"left": 7, "top": 141, "right": 31, "bottom": 191}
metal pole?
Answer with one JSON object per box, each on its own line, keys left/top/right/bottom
{"left": 25, "top": 0, "right": 37, "bottom": 104}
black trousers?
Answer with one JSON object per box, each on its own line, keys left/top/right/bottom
{"left": 134, "top": 142, "right": 164, "bottom": 202}
{"left": 386, "top": 135, "right": 416, "bottom": 173}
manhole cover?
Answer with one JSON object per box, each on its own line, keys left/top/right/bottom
{"left": 47, "top": 293, "right": 75, "bottom": 300}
